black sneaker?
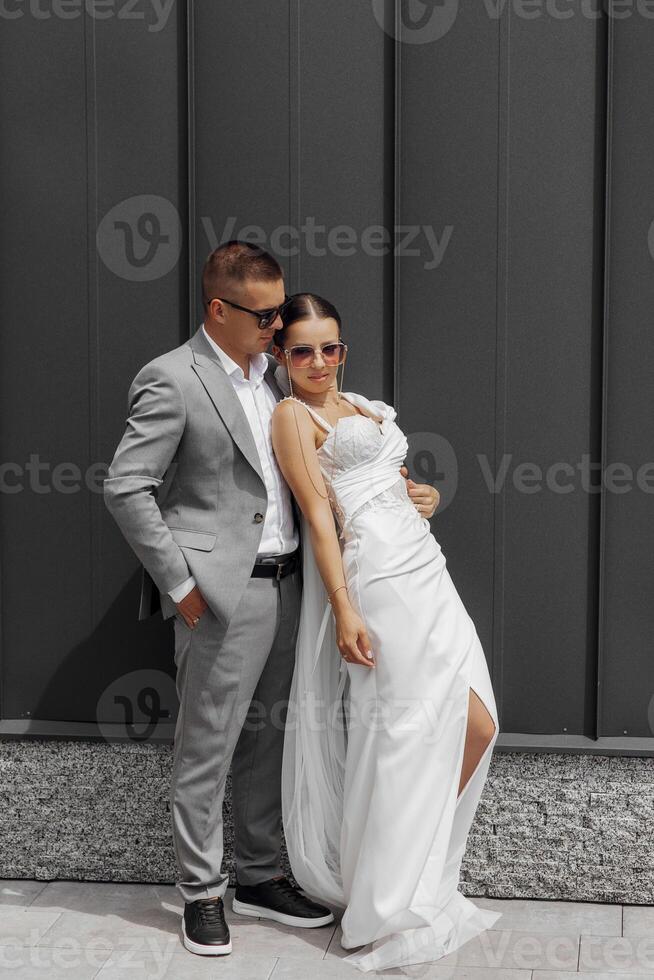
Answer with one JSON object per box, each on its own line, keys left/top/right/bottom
{"left": 182, "top": 896, "right": 232, "bottom": 955}
{"left": 232, "top": 874, "right": 334, "bottom": 928}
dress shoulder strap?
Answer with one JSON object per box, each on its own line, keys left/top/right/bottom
{"left": 278, "top": 395, "right": 333, "bottom": 432}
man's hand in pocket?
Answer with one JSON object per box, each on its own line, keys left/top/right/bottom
{"left": 176, "top": 586, "right": 209, "bottom": 629}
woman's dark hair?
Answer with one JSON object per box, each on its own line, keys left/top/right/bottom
{"left": 273, "top": 293, "right": 342, "bottom": 349}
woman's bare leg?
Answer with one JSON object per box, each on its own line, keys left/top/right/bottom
{"left": 457, "top": 687, "right": 497, "bottom": 797}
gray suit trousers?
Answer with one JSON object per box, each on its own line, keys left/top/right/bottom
{"left": 170, "top": 565, "right": 301, "bottom": 903}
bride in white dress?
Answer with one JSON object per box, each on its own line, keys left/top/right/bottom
{"left": 269, "top": 293, "right": 502, "bottom": 973}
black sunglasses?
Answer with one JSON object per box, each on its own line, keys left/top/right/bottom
{"left": 205, "top": 294, "right": 293, "bottom": 330}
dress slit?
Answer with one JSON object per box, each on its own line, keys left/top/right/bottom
{"left": 439, "top": 645, "right": 499, "bottom": 897}
{"left": 456, "top": 685, "right": 498, "bottom": 807}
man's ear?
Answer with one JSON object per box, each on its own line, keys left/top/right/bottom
{"left": 208, "top": 298, "right": 227, "bottom": 324}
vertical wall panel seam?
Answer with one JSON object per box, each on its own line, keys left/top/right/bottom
{"left": 492, "top": 8, "right": 510, "bottom": 719}
{"left": 392, "top": 0, "right": 401, "bottom": 411}
{"left": 85, "top": 13, "right": 99, "bottom": 632}
{"left": 0, "top": 513, "right": 2, "bottom": 716}
{"left": 186, "top": 0, "right": 196, "bottom": 336}
{"left": 596, "top": 13, "right": 614, "bottom": 739}
{"left": 289, "top": 0, "right": 300, "bottom": 292}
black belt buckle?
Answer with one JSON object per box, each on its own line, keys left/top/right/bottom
{"left": 252, "top": 550, "right": 298, "bottom": 581}
{"left": 277, "top": 553, "right": 298, "bottom": 580}
{"left": 276, "top": 557, "right": 289, "bottom": 581}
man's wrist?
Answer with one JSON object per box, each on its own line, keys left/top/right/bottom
{"left": 169, "top": 575, "right": 196, "bottom": 604}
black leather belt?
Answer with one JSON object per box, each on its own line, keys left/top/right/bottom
{"left": 251, "top": 549, "right": 300, "bottom": 580}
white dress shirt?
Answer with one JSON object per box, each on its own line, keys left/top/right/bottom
{"left": 168, "top": 324, "right": 299, "bottom": 604}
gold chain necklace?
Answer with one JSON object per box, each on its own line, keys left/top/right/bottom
{"left": 282, "top": 358, "right": 354, "bottom": 608}
{"left": 284, "top": 360, "right": 347, "bottom": 501}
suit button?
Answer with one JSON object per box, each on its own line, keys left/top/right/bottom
{"left": 254, "top": 512, "right": 264, "bottom": 523}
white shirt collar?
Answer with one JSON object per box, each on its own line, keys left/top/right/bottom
{"left": 201, "top": 323, "right": 269, "bottom": 384}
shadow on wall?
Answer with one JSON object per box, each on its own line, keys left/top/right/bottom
{"left": 30, "top": 570, "right": 178, "bottom": 731}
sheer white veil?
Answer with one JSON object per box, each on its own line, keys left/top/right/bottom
{"left": 274, "top": 361, "right": 349, "bottom": 908}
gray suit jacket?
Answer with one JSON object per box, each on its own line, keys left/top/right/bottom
{"left": 104, "top": 324, "right": 300, "bottom": 625}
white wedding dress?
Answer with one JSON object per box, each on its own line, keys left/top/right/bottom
{"left": 277, "top": 376, "right": 502, "bottom": 974}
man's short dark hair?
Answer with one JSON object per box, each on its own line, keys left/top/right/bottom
{"left": 201, "top": 240, "right": 283, "bottom": 308}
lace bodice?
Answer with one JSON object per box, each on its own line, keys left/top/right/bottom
{"left": 278, "top": 393, "right": 417, "bottom": 535}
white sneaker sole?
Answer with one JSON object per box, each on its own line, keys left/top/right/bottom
{"left": 231, "top": 897, "right": 334, "bottom": 929}
{"left": 182, "top": 917, "right": 232, "bottom": 955}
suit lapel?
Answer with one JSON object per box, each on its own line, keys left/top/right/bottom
{"left": 188, "top": 329, "right": 303, "bottom": 538}
{"left": 188, "top": 325, "right": 265, "bottom": 485}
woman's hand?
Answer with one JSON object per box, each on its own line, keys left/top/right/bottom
{"left": 400, "top": 466, "right": 440, "bottom": 518}
{"left": 334, "top": 604, "right": 376, "bottom": 668}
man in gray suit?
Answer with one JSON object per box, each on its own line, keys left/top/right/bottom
{"left": 104, "top": 240, "right": 439, "bottom": 957}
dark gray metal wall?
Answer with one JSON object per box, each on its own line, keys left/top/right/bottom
{"left": 399, "top": 9, "right": 606, "bottom": 738}
{"left": 1, "top": 1, "right": 652, "bottom": 747}
{"left": 598, "top": 18, "right": 654, "bottom": 739}
{"left": 0, "top": 5, "right": 187, "bottom": 724}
